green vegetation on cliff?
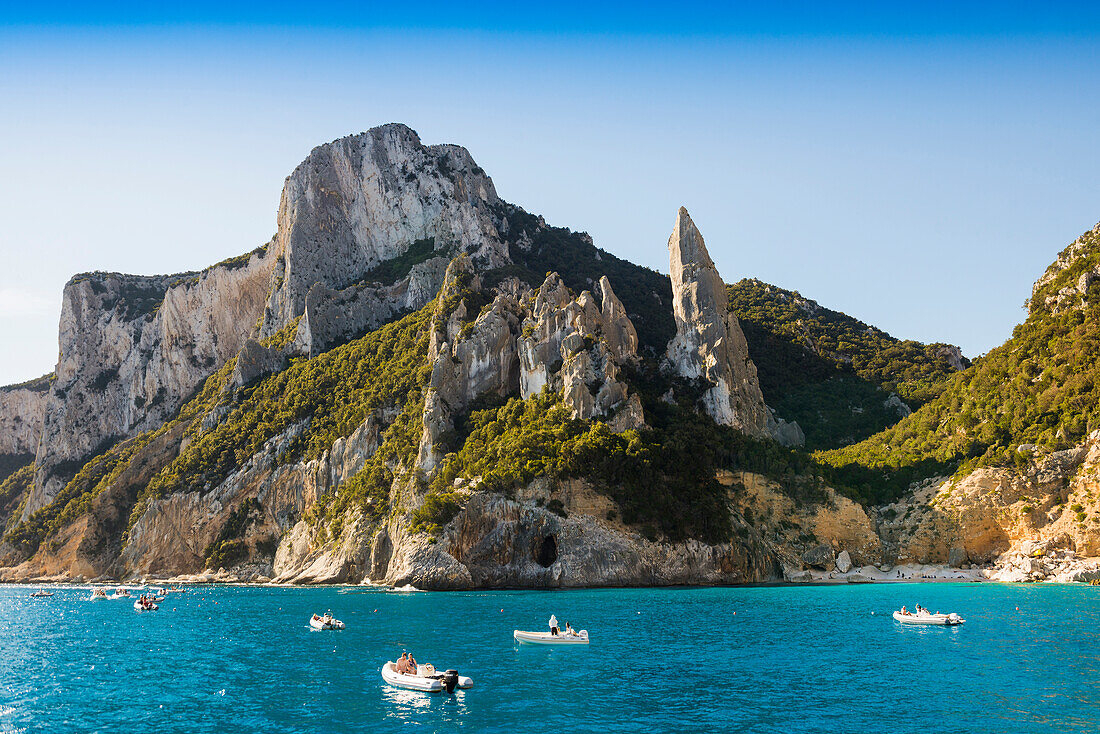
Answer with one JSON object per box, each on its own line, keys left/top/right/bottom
{"left": 819, "top": 224, "right": 1100, "bottom": 504}
{"left": 145, "top": 306, "right": 431, "bottom": 499}
{"left": 0, "top": 463, "right": 34, "bottom": 533}
{"left": 428, "top": 381, "right": 822, "bottom": 544}
{"left": 363, "top": 237, "right": 440, "bottom": 284}
{"left": 729, "top": 278, "right": 967, "bottom": 449}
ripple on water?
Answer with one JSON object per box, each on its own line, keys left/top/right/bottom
{"left": 0, "top": 583, "right": 1098, "bottom": 732}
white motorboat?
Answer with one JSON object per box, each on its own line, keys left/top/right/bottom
{"left": 309, "top": 613, "right": 345, "bottom": 630}
{"left": 89, "top": 589, "right": 109, "bottom": 601}
{"left": 893, "top": 610, "right": 964, "bottom": 626}
{"left": 381, "top": 662, "right": 472, "bottom": 693}
{"left": 513, "top": 629, "right": 590, "bottom": 645}
{"left": 109, "top": 588, "right": 132, "bottom": 599}
{"left": 134, "top": 599, "right": 159, "bottom": 612}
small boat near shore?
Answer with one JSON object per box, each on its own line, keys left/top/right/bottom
{"left": 134, "top": 599, "right": 159, "bottom": 612}
{"left": 30, "top": 590, "right": 54, "bottom": 598}
{"left": 893, "top": 610, "right": 964, "bottom": 626}
{"left": 514, "top": 629, "right": 590, "bottom": 645}
{"left": 89, "top": 589, "right": 109, "bottom": 601}
{"left": 109, "top": 588, "right": 132, "bottom": 599}
{"left": 309, "top": 612, "right": 344, "bottom": 630}
{"left": 381, "top": 662, "right": 472, "bottom": 693}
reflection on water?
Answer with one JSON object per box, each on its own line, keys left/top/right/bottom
{"left": 381, "top": 684, "right": 471, "bottom": 722}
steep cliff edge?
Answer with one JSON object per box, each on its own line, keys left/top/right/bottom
{"left": 258, "top": 123, "right": 507, "bottom": 349}
{"left": 0, "top": 375, "right": 49, "bottom": 482}
{"left": 27, "top": 248, "right": 274, "bottom": 520}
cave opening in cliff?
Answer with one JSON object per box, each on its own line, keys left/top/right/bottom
{"left": 536, "top": 535, "right": 558, "bottom": 567}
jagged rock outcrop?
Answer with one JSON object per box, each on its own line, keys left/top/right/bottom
{"left": 259, "top": 124, "right": 508, "bottom": 342}
{"left": 663, "top": 207, "right": 802, "bottom": 445}
{"left": 518, "top": 273, "right": 642, "bottom": 425}
{"left": 418, "top": 265, "right": 645, "bottom": 471}
{"left": 382, "top": 479, "right": 780, "bottom": 589}
{"left": 27, "top": 248, "right": 275, "bottom": 519}
{"left": 0, "top": 375, "right": 50, "bottom": 477}
{"left": 1029, "top": 222, "right": 1100, "bottom": 314}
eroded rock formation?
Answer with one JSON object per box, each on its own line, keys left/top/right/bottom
{"left": 663, "top": 207, "right": 802, "bottom": 446}
{"left": 28, "top": 249, "right": 274, "bottom": 519}
{"left": 259, "top": 123, "right": 507, "bottom": 341}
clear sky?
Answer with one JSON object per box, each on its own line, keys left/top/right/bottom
{"left": 2, "top": 2, "right": 1099, "bottom": 385}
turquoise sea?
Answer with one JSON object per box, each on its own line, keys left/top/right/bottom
{"left": 1, "top": 582, "right": 1098, "bottom": 733}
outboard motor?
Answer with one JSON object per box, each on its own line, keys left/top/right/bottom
{"left": 442, "top": 670, "right": 459, "bottom": 693}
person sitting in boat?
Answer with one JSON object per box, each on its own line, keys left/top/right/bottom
{"left": 407, "top": 654, "right": 418, "bottom": 673}
{"left": 549, "top": 614, "right": 559, "bottom": 636}
{"left": 900, "top": 606, "right": 910, "bottom": 615}
{"left": 395, "top": 653, "right": 410, "bottom": 674}
{"left": 565, "top": 622, "right": 575, "bottom": 636}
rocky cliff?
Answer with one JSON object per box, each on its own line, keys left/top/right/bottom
{"left": 0, "top": 375, "right": 49, "bottom": 480}
{"left": 258, "top": 123, "right": 507, "bottom": 348}
{"left": 4, "top": 122, "right": 1093, "bottom": 589}
{"left": 26, "top": 247, "right": 274, "bottom": 520}
{"left": 664, "top": 208, "right": 803, "bottom": 446}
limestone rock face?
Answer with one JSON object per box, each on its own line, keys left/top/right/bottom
{"left": 0, "top": 375, "right": 50, "bottom": 471}
{"left": 289, "top": 256, "right": 451, "bottom": 358}
{"left": 418, "top": 266, "right": 645, "bottom": 471}
{"left": 259, "top": 123, "right": 507, "bottom": 341}
{"left": 518, "top": 273, "right": 642, "bottom": 425}
{"left": 879, "top": 431, "right": 1100, "bottom": 571}
{"left": 663, "top": 207, "right": 800, "bottom": 445}
{"left": 229, "top": 339, "right": 288, "bottom": 392}
{"left": 383, "top": 482, "right": 780, "bottom": 589}
{"left": 27, "top": 248, "right": 275, "bottom": 519}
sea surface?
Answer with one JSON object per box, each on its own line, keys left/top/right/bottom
{"left": 1, "top": 582, "right": 1098, "bottom": 733}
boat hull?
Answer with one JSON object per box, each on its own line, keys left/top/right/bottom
{"left": 892, "top": 611, "right": 963, "bottom": 625}
{"left": 134, "top": 601, "right": 159, "bottom": 611}
{"left": 514, "top": 630, "right": 590, "bottom": 645}
{"left": 309, "top": 616, "right": 345, "bottom": 630}
{"left": 381, "top": 663, "right": 472, "bottom": 692}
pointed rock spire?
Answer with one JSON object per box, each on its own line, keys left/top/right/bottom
{"left": 663, "top": 207, "right": 775, "bottom": 439}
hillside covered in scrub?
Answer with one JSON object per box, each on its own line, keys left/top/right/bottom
{"left": 821, "top": 223, "right": 1100, "bottom": 503}
{"left": 1, "top": 122, "right": 1098, "bottom": 588}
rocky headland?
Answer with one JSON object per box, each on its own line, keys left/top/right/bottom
{"left": 2, "top": 123, "right": 1098, "bottom": 589}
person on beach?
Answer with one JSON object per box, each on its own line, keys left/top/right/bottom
{"left": 549, "top": 614, "right": 559, "bottom": 636}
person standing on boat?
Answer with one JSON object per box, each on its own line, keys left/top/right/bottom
{"left": 549, "top": 614, "right": 559, "bottom": 636}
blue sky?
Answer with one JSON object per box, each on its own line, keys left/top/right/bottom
{"left": 1, "top": 3, "right": 1099, "bottom": 384}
